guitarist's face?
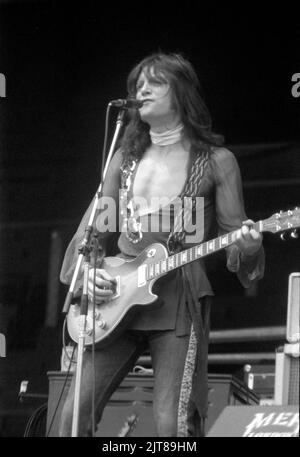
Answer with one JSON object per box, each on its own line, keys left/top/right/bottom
{"left": 136, "top": 67, "right": 180, "bottom": 129}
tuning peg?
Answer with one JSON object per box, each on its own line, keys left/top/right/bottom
{"left": 291, "top": 230, "right": 298, "bottom": 239}
{"left": 280, "top": 233, "right": 286, "bottom": 241}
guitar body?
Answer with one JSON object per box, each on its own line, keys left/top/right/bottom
{"left": 67, "top": 243, "right": 169, "bottom": 348}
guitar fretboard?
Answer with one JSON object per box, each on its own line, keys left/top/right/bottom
{"left": 146, "top": 221, "right": 260, "bottom": 281}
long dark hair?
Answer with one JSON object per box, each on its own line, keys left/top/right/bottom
{"left": 120, "top": 52, "right": 224, "bottom": 159}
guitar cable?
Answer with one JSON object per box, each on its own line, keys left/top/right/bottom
{"left": 46, "top": 327, "right": 76, "bottom": 437}
{"left": 91, "top": 248, "right": 97, "bottom": 438}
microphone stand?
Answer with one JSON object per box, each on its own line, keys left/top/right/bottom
{"left": 62, "top": 107, "right": 125, "bottom": 315}
{"left": 62, "top": 107, "right": 126, "bottom": 437}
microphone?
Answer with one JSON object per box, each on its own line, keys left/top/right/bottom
{"left": 109, "top": 98, "right": 144, "bottom": 109}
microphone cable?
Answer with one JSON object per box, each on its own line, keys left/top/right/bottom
{"left": 100, "top": 103, "right": 112, "bottom": 193}
{"left": 45, "top": 319, "right": 76, "bottom": 437}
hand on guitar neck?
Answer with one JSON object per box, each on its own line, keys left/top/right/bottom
{"left": 232, "top": 219, "right": 263, "bottom": 257}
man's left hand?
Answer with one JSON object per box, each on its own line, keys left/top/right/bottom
{"left": 233, "top": 219, "right": 263, "bottom": 257}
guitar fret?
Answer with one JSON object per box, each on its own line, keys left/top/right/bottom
{"left": 178, "top": 252, "right": 182, "bottom": 265}
{"left": 193, "top": 246, "right": 197, "bottom": 260}
{"left": 181, "top": 251, "right": 187, "bottom": 264}
{"left": 174, "top": 254, "right": 178, "bottom": 268}
{"left": 208, "top": 240, "right": 214, "bottom": 252}
{"left": 168, "top": 257, "right": 174, "bottom": 270}
{"left": 161, "top": 259, "right": 167, "bottom": 273}
{"left": 221, "top": 234, "right": 228, "bottom": 247}
{"left": 196, "top": 245, "right": 203, "bottom": 257}
{"left": 176, "top": 253, "right": 182, "bottom": 268}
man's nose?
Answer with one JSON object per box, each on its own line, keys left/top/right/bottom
{"left": 141, "top": 82, "right": 151, "bottom": 96}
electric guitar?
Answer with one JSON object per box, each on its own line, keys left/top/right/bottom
{"left": 67, "top": 208, "right": 300, "bottom": 348}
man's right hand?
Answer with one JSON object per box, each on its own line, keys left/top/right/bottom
{"left": 87, "top": 268, "right": 117, "bottom": 303}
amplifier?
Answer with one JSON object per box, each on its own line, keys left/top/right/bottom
{"left": 274, "top": 344, "right": 299, "bottom": 405}
{"left": 287, "top": 272, "right": 300, "bottom": 343}
{"left": 206, "top": 405, "right": 299, "bottom": 437}
{"left": 46, "top": 371, "right": 259, "bottom": 437}
{"left": 274, "top": 272, "right": 300, "bottom": 406}
{"left": 243, "top": 364, "right": 275, "bottom": 400}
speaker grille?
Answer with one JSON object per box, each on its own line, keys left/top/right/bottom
{"left": 287, "top": 273, "right": 300, "bottom": 343}
{"left": 288, "top": 357, "right": 299, "bottom": 405}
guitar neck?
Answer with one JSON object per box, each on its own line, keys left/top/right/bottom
{"left": 146, "top": 221, "right": 261, "bottom": 281}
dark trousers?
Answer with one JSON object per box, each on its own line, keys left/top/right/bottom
{"left": 59, "top": 328, "right": 200, "bottom": 437}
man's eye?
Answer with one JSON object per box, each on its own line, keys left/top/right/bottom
{"left": 149, "top": 79, "right": 162, "bottom": 86}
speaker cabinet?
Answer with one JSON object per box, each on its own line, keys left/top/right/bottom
{"left": 46, "top": 371, "right": 258, "bottom": 437}
{"left": 274, "top": 344, "right": 299, "bottom": 405}
{"left": 287, "top": 272, "right": 300, "bottom": 343}
{"left": 207, "top": 405, "right": 299, "bottom": 437}
{"left": 274, "top": 272, "right": 300, "bottom": 406}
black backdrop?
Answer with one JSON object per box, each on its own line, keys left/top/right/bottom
{"left": 0, "top": 1, "right": 299, "bottom": 351}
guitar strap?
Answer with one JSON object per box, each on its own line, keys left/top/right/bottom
{"left": 119, "top": 156, "right": 142, "bottom": 243}
{"left": 167, "top": 149, "right": 209, "bottom": 254}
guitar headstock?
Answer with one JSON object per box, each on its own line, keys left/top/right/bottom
{"left": 261, "top": 207, "right": 300, "bottom": 236}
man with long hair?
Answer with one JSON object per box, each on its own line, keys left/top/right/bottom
{"left": 59, "top": 52, "right": 264, "bottom": 437}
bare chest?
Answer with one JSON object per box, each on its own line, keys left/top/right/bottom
{"left": 132, "top": 153, "right": 189, "bottom": 215}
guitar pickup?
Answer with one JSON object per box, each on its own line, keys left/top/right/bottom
{"left": 137, "top": 264, "right": 147, "bottom": 287}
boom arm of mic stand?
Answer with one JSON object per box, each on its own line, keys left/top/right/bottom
{"left": 62, "top": 108, "right": 126, "bottom": 315}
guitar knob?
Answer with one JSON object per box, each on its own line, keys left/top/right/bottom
{"left": 280, "top": 233, "right": 286, "bottom": 241}
{"left": 291, "top": 230, "right": 298, "bottom": 239}
{"left": 86, "top": 325, "right": 93, "bottom": 336}
{"left": 97, "top": 319, "right": 106, "bottom": 329}
{"left": 94, "top": 310, "right": 102, "bottom": 320}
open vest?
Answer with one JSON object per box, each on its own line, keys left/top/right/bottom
{"left": 120, "top": 148, "right": 211, "bottom": 423}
